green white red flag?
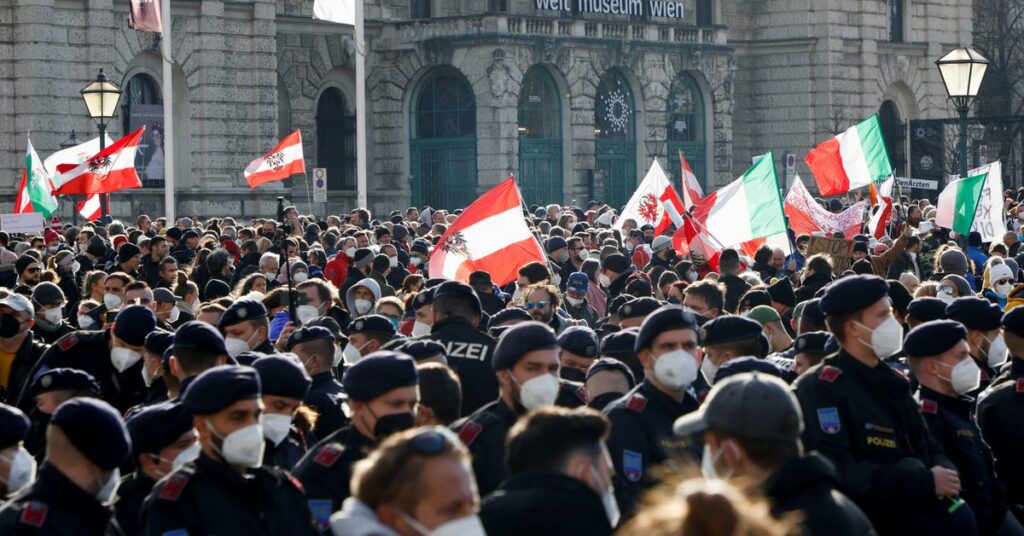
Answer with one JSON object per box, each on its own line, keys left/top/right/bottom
{"left": 805, "top": 115, "right": 893, "bottom": 196}
{"left": 14, "top": 136, "right": 58, "bottom": 217}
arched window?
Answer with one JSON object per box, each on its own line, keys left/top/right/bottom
{"left": 667, "top": 73, "right": 707, "bottom": 193}
{"left": 410, "top": 68, "right": 477, "bottom": 209}
{"left": 122, "top": 73, "right": 163, "bottom": 187}
{"left": 518, "top": 66, "right": 563, "bottom": 204}
{"left": 316, "top": 87, "right": 356, "bottom": 190}
{"left": 595, "top": 70, "right": 637, "bottom": 207}
{"left": 879, "top": 100, "right": 906, "bottom": 176}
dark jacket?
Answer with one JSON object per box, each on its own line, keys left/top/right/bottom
{"left": 480, "top": 472, "right": 613, "bottom": 536}
{"left": 292, "top": 425, "right": 372, "bottom": 532}
{"left": 115, "top": 470, "right": 154, "bottom": 536}
{"left": 718, "top": 273, "right": 751, "bottom": 314}
{"left": 0, "top": 463, "right": 120, "bottom": 535}
{"left": 304, "top": 371, "right": 349, "bottom": 439}
{"left": 976, "top": 358, "right": 1024, "bottom": 507}
{"left": 795, "top": 272, "right": 833, "bottom": 303}
{"left": 762, "top": 454, "right": 876, "bottom": 536}
{"left": 605, "top": 266, "right": 635, "bottom": 303}
{"left": 563, "top": 297, "right": 600, "bottom": 328}
{"left": 421, "top": 316, "right": 498, "bottom": 416}
{"left": 451, "top": 399, "right": 520, "bottom": 497}
{"left": 1, "top": 331, "right": 48, "bottom": 409}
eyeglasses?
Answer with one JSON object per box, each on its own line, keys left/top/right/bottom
{"left": 525, "top": 301, "right": 548, "bottom": 309}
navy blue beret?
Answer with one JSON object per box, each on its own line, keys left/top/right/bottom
{"left": 493, "top": 321, "right": 558, "bottom": 370}
{"left": 395, "top": 339, "right": 447, "bottom": 362}
{"left": 887, "top": 279, "right": 913, "bottom": 314}
{"left": 794, "top": 331, "right": 832, "bottom": 354}
{"left": 601, "top": 327, "right": 639, "bottom": 356}
{"left": 701, "top": 316, "right": 763, "bottom": 347}
{"left": 635, "top": 305, "right": 700, "bottom": 352}
{"left": 799, "top": 298, "right": 826, "bottom": 325}
{"left": 904, "top": 320, "right": 968, "bottom": 359}
{"left": 488, "top": 308, "right": 532, "bottom": 328}
{"left": 348, "top": 314, "right": 397, "bottom": 336}
{"left": 557, "top": 326, "right": 600, "bottom": 358}
{"left": 946, "top": 297, "right": 1002, "bottom": 331}
{"left": 585, "top": 357, "right": 636, "bottom": 389}
{"left": 713, "top": 356, "right": 786, "bottom": 383}
{"left": 174, "top": 320, "right": 228, "bottom": 356}
{"left": 433, "top": 281, "right": 481, "bottom": 315}
{"left": 161, "top": 346, "right": 174, "bottom": 371}
{"left": 740, "top": 290, "right": 771, "bottom": 310}
{"left": 253, "top": 354, "right": 311, "bottom": 400}
{"left": 32, "top": 367, "right": 100, "bottom": 396}
{"left": 411, "top": 288, "right": 435, "bottom": 311}
{"left": 233, "top": 351, "right": 266, "bottom": 367}
{"left": 820, "top": 275, "right": 890, "bottom": 315}
{"left": 824, "top": 335, "right": 839, "bottom": 354}
{"left": 286, "top": 325, "right": 336, "bottom": 351}
{"left": 342, "top": 351, "right": 419, "bottom": 401}
{"left": 1003, "top": 306, "right": 1024, "bottom": 337}
{"left": 767, "top": 278, "right": 796, "bottom": 308}
{"left": 219, "top": 299, "right": 268, "bottom": 329}
{"left": 126, "top": 402, "right": 194, "bottom": 457}
{"left": 115, "top": 305, "right": 157, "bottom": 347}
{"left": 183, "top": 365, "right": 262, "bottom": 415}
{"left": 144, "top": 330, "right": 174, "bottom": 356}
{"left": 618, "top": 297, "right": 661, "bottom": 320}
{"left": 907, "top": 297, "right": 948, "bottom": 323}
{"left": 51, "top": 398, "right": 130, "bottom": 471}
{"left": 0, "top": 403, "right": 29, "bottom": 449}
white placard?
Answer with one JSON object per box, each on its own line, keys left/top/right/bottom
{"left": 0, "top": 213, "right": 45, "bottom": 235}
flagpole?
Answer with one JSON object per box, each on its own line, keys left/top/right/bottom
{"left": 162, "top": 0, "right": 176, "bottom": 224}
{"left": 685, "top": 212, "right": 727, "bottom": 250}
{"left": 304, "top": 168, "right": 313, "bottom": 216}
{"left": 355, "top": 0, "right": 367, "bottom": 209}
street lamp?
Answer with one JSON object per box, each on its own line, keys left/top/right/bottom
{"left": 645, "top": 132, "right": 666, "bottom": 163}
{"left": 936, "top": 46, "right": 989, "bottom": 177}
{"left": 80, "top": 69, "right": 123, "bottom": 218}
{"left": 61, "top": 130, "right": 82, "bottom": 225}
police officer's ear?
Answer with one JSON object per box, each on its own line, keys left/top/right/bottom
{"left": 414, "top": 404, "right": 435, "bottom": 426}
{"left": 193, "top": 416, "right": 211, "bottom": 442}
{"left": 636, "top": 348, "right": 652, "bottom": 371}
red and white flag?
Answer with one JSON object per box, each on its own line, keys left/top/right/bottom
{"left": 672, "top": 213, "right": 721, "bottom": 271}
{"left": 55, "top": 127, "right": 145, "bottom": 195}
{"left": 868, "top": 177, "right": 895, "bottom": 239}
{"left": 76, "top": 194, "right": 102, "bottom": 222}
{"left": 784, "top": 175, "right": 866, "bottom": 238}
{"left": 245, "top": 131, "right": 306, "bottom": 188}
{"left": 428, "top": 177, "right": 546, "bottom": 285}
{"left": 13, "top": 172, "right": 32, "bottom": 214}
{"left": 679, "top": 150, "right": 703, "bottom": 209}
{"left": 129, "top": 0, "right": 162, "bottom": 33}
{"left": 614, "top": 160, "right": 685, "bottom": 235}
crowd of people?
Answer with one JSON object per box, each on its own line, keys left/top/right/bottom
{"left": 0, "top": 193, "right": 1022, "bottom": 535}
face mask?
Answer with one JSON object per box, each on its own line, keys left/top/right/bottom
{"left": 551, "top": 274, "right": 561, "bottom": 287}
{"left": 591, "top": 464, "right": 620, "bottom": 528}
{"left": 579, "top": 250, "right": 590, "bottom": 260}
{"left": 206, "top": 420, "right": 264, "bottom": 468}
{"left": 854, "top": 316, "right": 903, "bottom": 358}
{"left": 296, "top": 305, "right": 319, "bottom": 324}
{"left": 261, "top": 413, "right": 293, "bottom": 446}
{"left": 937, "top": 358, "right": 981, "bottom": 395}
{"left": 686, "top": 271, "right": 698, "bottom": 282}
{"left": 263, "top": 271, "right": 277, "bottom": 282}
{"left": 104, "top": 293, "right": 122, "bottom": 309}
{"left": 372, "top": 412, "right": 415, "bottom": 439}
{"left": 388, "top": 256, "right": 399, "bottom": 268}
{"left": 653, "top": 349, "right": 698, "bottom": 390}
{"left": 700, "top": 354, "right": 720, "bottom": 385}
{"left": 937, "top": 289, "right": 955, "bottom": 304}
{"left": 995, "top": 282, "right": 1013, "bottom": 296}
{"left": 43, "top": 307, "right": 63, "bottom": 324}
{"left": 411, "top": 320, "right": 432, "bottom": 337}
{"left": 560, "top": 367, "right": 586, "bottom": 383}
{"left": 598, "top": 274, "right": 612, "bottom": 288}
{"left": 173, "top": 443, "right": 201, "bottom": 470}
{"left": 224, "top": 337, "right": 251, "bottom": 358}
{"left": 566, "top": 296, "right": 584, "bottom": 307}
{"left": 78, "top": 314, "right": 96, "bottom": 329}
{"left": 111, "top": 347, "right": 142, "bottom": 373}
{"left": 164, "top": 306, "right": 180, "bottom": 325}
{"left": 70, "top": 261, "right": 81, "bottom": 273}
{"left": 141, "top": 361, "right": 159, "bottom": 388}
{"left": 96, "top": 467, "right": 120, "bottom": 503}
{"left": 557, "top": 251, "right": 570, "bottom": 263}
{"left": 701, "top": 443, "right": 733, "bottom": 479}
{"left": 354, "top": 299, "right": 373, "bottom": 314}
{"left": 513, "top": 373, "right": 559, "bottom": 411}
{"left": 345, "top": 247, "right": 357, "bottom": 258}
{"left": 400, "top": 512, "right": 487, "bottom": 536}
{"left": 588, "top": 392, "right": 624, "bottom": 411}
{"left": 410, "top": 256, "right": 423, "bottom": 267}
{"left": 332, "top": 345, "right": 343, "bottom": 368}
{"left": 984, "top": 334, "right": 1009, "bottom": 368}
{"left": 343, "top": 341, "right": 366, "bottom": 364}
{"left": 293, "top": 272, "right": 308, "bottom": 283}
{"left": 0, "top": 447, "right": 36, "bottom": 495}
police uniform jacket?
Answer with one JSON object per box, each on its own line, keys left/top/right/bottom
{"left": 115, "top": 470, "right": 154, "bottom": 536}
{"left": 263, "top": 427, "right": 310, "bottom": 472}
{"left": 603, "top": 379, "right": 700, "bottom": 516}
{"left": 969, "top": 358, "right": 997, "bottom": 399}
{"left": 555, "top": 378, "right": 587, "bottom": 408}
{"left": 292, "top": 425, "right": 371, "bottom": 533}
{"left": 479, "top": 472, "right": 613, "bottom": 536}
{"left": 976, "top": 358, "right": 1024, "bottom": 507}
{"left": 142, "top": 452, "right": 318, "bottom": 536}
{"left": 918, "top": 385, "right": 1006, "bottom": 535}
{"left": 451, "top": 399, "right": 519, "bottom": 497}
{"left": 793, "top": 350, "right": 956, "bottom": 534}
{"left": 303, "top": 371, "right": 348, "bottom": 438}
{"left": 0, "top": 463, "right": 120, "bottom": 535}
{"left": 2, "top": 331, "right": 47, "bottom": 408}
{"left": 762, "top": 453, "right": 876, "bottom": 536}
{"left": 421, "top": 316, "right": 497, "bottom": 416}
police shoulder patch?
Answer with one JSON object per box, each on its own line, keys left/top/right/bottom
{"left": 979, "top": 369, "right": 990, "bottom": 381}
{"left": 920, "top": 399, "right": 938, "bottom": 414}
{"left": 623, "top": 450, "right": 643, "bottom": 482}
{"left": 816, "top": 407, "right": 841, "bottom": 434}
{"left": 58, "top": 333, "right": 79, "bottom": 351}
{"left": 313, "top": 443, "right": 344, "bottom": 467}
{"left": 284, "top": 470, "right": 305, "bottom": 494}
{"left": 20, "top": 501, "right": 47, "bottom": 528}
{"left": 1016, "top": 378, "right": 1024, "bottom": 394}
{"left": 458, "top": 421, "right": 484, "bottom": 446}
{"left": 158, "top": 474, "right": 190, "bottom": 501}
{"left": 625, "top": 394, "right": 647, "bottom": 413}
{"left": 818, "top": 365, "right": 841, "bottom": 383}
{"left": 575, "top": 386, "right": 588, "bottom": 404}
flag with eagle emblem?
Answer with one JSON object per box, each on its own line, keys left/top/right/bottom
{"left": 613, "top": 160, "right": 684, "bottom": 235}
{"left": 428, "top": 177, "right": 545, "bottom": 285}
{"left": 244, "top": 130, "right": 306, "bottom": 188}
{"left": 54, "top": 127, "right": 145, "bottom": 195}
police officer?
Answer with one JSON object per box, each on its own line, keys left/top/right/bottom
{"left": 0, "top": 403, "right": 32, "bottom": 501}
{"left": 584, "top": 358, "right": 635, "bottom": 412}
{"left": 699, "top": 315, "right": 768, "bottom": 387}
{"left": 287, "top": 326, "right": 349, "bottom": 438}
{"left": 138, "top": 331, "right": 174, "bottom": 408}
{"left": 0, "top": 398, "right": 130, "bottom": 535}
{"left": 794, "top": 275, "right": 975, "bottom": 535}
{"left": 143, "top": 365, "right": 319, "bottom": 535}
{"left": 976, "top": 307, "right": 1024, "bottom": 514}
{"left": 421, "top": 280, "right": 497, "bottom": 415}
{"left": 252, "top": 354, "right": 312, "bottom": 470}
{"left": 293, "top": 351, "right": 418, "bottom": 532}
{"left": 25, "top": 368, "right": 101, "bottom": 456}
{"left": 28, "top": 305, "right": 156, "bottom": 414}
{"left": 452, "top": 321, "right": 560, "bottom": 496}
{"left": 117, "top": 402, "right": 198, "bottom": 536}
{"left": 555, "top": 326, "right": 600, "bottom": 408}
{"left": 167, "top": 321, "right": 231, "bottom": 399}
{"left": 0, "top": 294, "right": 48, "bottom": 407}
{"left": 603, "top": 305, "right": 703, "bottom": 516}
{"left": 219, "top": 299, "right": 276, "bottom": 359}
{"left": 906, "top": 320, "right": 1021, "bottom": 535}
{"left": 946, "top": 297, "right": 1007, "bottom": 395}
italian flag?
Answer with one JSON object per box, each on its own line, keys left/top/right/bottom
{"left": 936, "top": 173, "right": 989, "bottom": 235}
{"left": 805, "top": 115, "right": 893, "bottom": 196}
{"left": 15, "top": 136, "right": 59, "bottom": 217}
{"left": 692, "top": 152, "right": 787, "bottom": 248}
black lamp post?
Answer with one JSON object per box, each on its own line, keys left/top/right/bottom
{"left": 936, "top": 46, "right": 989, "bottom": 178}
{"left": 80, "top": 69, "right": 123, "bottom": 218}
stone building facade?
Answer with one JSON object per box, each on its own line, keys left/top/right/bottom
{"left": 0, "top": 0, "right": 971, "bottom": 218}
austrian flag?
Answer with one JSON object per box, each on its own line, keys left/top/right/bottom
{"left": 55, "top": 127, "right": 145, "bottom": 195}
{"left": 245, "top": 131, "right": 306, "bottom": 188}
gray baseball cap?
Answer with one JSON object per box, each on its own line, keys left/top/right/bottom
{"left": 673, "top": 372, "right": 803, "bottom": 441}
